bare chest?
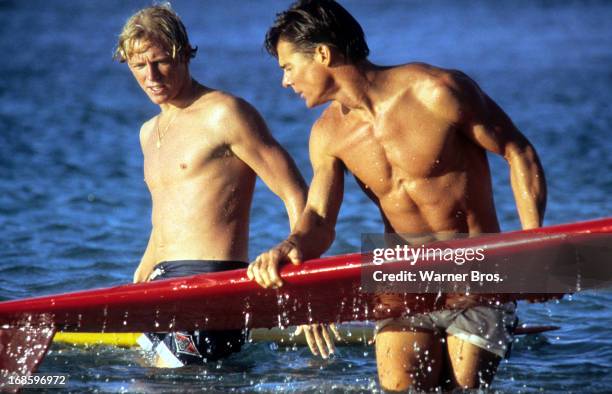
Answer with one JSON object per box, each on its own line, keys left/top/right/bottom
{"left": 143, "top": 126, "right": 231, "bottom": 190}
{"left": 331, "top": 106, "right": 458, "bottom": 194}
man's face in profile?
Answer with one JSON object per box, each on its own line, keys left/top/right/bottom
{"left": 277, "top": 40, "right": 332, "bottom": 108}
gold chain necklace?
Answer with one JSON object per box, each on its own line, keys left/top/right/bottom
{"left": 156, "top": 110, "right": 180, "bottom": 148}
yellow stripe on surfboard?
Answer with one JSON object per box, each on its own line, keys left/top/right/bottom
{"left": 54, "top": 325, "right": 374, "bottom": 348}
{"left": 53, "top": 325, "right": 558, "bottom": 348}
{"left": 54, "top": 332, "right": 142, "bottom": 348}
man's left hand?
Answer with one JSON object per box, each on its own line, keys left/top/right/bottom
{"left": 295, "top": 323, "right": 340, "bottom": 359}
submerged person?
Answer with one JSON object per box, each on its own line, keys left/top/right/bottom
{"left": 248, "top": 0, "right": 546, "bottom": 391}
{"left": 114, "top": 5, "right": 307, "bottom": 367}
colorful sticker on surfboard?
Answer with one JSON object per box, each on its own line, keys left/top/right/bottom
{"left": 173, "top": 332, "right": 201, "bottom": 357}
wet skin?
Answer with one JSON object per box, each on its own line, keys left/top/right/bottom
{"left": 249, "top": 40, "right": 546, "bottom": 390}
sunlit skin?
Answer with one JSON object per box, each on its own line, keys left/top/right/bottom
{"left": 127, "top": 40, "right": 191, "bottom": 108}
{"left": 249, "top": 40, "right": 546, "bottom": 391}
{"left": 127, "top": 38, "right": 306, "bottom": 278}
{"left": 124, "top": 40, "right": 308, "bottom": 368}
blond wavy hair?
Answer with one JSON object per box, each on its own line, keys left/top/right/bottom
{"left": 113, "top": 3, "right": 197, "bottom": 63}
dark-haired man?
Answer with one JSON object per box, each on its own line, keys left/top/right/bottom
{"left": 115, "top": 5, "right": 307, "bottom": 367}
{"left": 248, "top": 0, "right": 546, "bottom": 390}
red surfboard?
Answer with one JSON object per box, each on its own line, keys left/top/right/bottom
{"left": 0, "top": 217, "right": 611, "bottom": 384}
{"left": 1, "top": 217, "right": 611, "bottom": 333}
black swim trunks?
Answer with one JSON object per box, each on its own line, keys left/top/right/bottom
{"left": 137, "top": 260, "right": 248, "bottom": 366}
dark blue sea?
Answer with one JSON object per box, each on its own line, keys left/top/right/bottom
{"left": 1, "top": 0, "right": 611, "bottom": 392}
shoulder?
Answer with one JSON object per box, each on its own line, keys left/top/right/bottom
{"left": 139, "top": 116, "right": 157, "bottom": 148}
{"left": 195, "top": 90, "right": 260, "bottom": 125}
{"left": 391, "top": 62, "right": 471, "bottom": 91}
{"left": 190, "top": 90, "right": 267, "bottom": 142}
{"left": 394, "top": 63, "right": 483, "bottom": 123}
{"left": 309, "top": 103, "right": 343, "bottom": 158}
{"left": 140, "top": 116, "right": 157, "bottom": 134}
{"left": 311, "top": 103, "right": 341, "bottom": 143}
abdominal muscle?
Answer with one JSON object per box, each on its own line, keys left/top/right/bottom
{"left": 148, "top": 171, "right": 254, "bottom": 263}
{"left": 369, "top": 170, "right": 500, "bottom": 236}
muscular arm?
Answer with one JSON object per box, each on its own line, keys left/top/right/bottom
{"left": 288, "top": 122, "right": 344, "bottom": 260}
{"left": 448, "top": 74, "right": 547, "bottom": 229}
{"left": 248, "top": 119, "right": 345, "bottom": 288}
{"left": 222, "top": 97, "right": 307, "bottom": 230}
{"left": 247, "top": 118, "right": 345, "bottom": 358}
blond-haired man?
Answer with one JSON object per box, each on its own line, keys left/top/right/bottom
{"left": 114, "top": 5, "right": 307, "bottom": 367}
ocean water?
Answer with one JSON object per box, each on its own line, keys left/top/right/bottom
{"left": 1, "top": 0, "right": 611, "bottom": 392}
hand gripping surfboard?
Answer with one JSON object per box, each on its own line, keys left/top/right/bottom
{"left": 0, "top": 217, "right": 611, "bottom": 385}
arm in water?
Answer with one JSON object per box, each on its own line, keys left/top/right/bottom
{"left": 248, "top": 119, "right": 345, "bottom": 358}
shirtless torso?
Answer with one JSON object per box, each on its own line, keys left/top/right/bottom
{"left": 134, "top": 86, "right": 306, "bottom": 282}
{"left": 249, "top": 38, "right": 546, "bottom": 390}
{"left": 141, "top": 91, "right": 256, "bottom": 264}
{"left": 314, "top": 63, "right": 504, "bottom": 236}
{"left": 127, "top": 40, "right": 306, "bottom": 283}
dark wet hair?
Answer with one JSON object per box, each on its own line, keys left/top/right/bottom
{"left": 265, "top": 0, "right": 369, "bottom": 62}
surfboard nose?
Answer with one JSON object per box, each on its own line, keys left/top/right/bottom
{"left": 0, "top": 314, "right": 56, "bottom": 392}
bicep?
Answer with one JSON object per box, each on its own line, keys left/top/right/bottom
{"left": 226, "top": 100, "right": 277, "bottom": 160}
{"left": 305, "top": 130, "right": 344, "bottom": 225}
{"left": 229, "top": 106, "right": 301, "bottom": 185}
{"left": 225, "top": 99, "right": 305, "bottom": 192}
{"left": 462, "top": 92, "right": 530, "bottom": 158}
{"left": 233, "top": 129, "right": 293, "bottom": 177}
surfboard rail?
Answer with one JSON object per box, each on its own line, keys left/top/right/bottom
{"left": 0, "top": 217, "right": 610, "bottom": 334}
{"left": 0, "top": 217, "right": 610, "bottom": 387}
